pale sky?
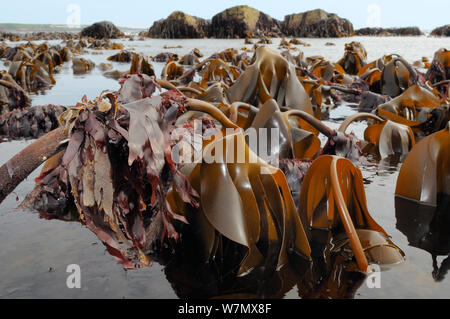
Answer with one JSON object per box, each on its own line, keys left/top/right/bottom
{"left": 1, "top": 0, "right": 449, "bottom": 31}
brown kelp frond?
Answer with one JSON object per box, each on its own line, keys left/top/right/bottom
{"left": 338, "top": 113, "right": 384, "bottom": 133}
{"left": 168, "top": 130, "right": 311, "bottom": 276}
{"left": 227, "top": 46, "right": 314, "bottom": 115}
{"left": 298, "top": 155, "right": 405, "bottom": 271}
{"left": 381, "top": 56, "right": 419, "bottom": 97}
{"left": 363, "top": 120, "right": 415, "bottom": 158}
{"left": 199, "top": 59, "right": 240, "bottom": 88}
{"left": 395, "top": 122, "right": 450, "bottom": 206}
{"left": 0, "top": 73, "right": 32, "bottom": 113}
{"left": 337, "top": 42, "right": 368, "bottom": 75}
{"left": 130, "top": 53, "right": 155, "bottom": 77}
{"left": 426, "top": 48, "right": 450, "bottom": 95}
{"left": 376, "top": 84, "right": 448, "bottom": 133}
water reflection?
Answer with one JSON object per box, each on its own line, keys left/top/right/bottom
{"left": 36, "top": 205, "right": 368, "bottom": 299}
{"left": 159, "top": 231, "right": 367, "bottom": 299}
{"left": 395, "top": 194, "right": 450, "bottom": 281}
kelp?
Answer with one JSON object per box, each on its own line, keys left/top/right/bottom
{"left": 395, "top": 195, "right": 450, "bottom": 281}
{"left": 309, "top": 59, "right": 347, "bottom": 83}
{"left": 107, "top": 50, "right": 136, "bottom": 63}
{"left": 298, "top": 155, "right": 405, "bottom": 271}
{"left": 167, "top": 129, "right": 311, "bottom": 276}
{"left": 130, "top": 54, "right": 155, "bottom": 77}
{"left": 395, "top": 122, "right": 450, "bottom": 206}
{"left": 88, "top": 39, "right": 124, "bottom": 50}
{"left": 381, "top": 56, "right": 419, "bottom": 97}
{"left": 244, "top": 99, "right": 324, "bottom": 160}
{"left": 0, "top": 127, "right": 67, "bottom": 204}
{"left": 426, "top": 48, "right": 450, "bottom": 95}
{"left": 179, "top": 48, "right": 203, "bottom": 65}
{"left": 72, "top": 57, "right": 95, "bottom": 75}
{"left": 363, "top": 120, "right": 415, "bottom": 158}
{"left": 162, "top": 60, "right": 185, "bottom": 81}
{"left": 198, "top": 59, "right": 240, "bottom": 89}
{"left": 0, "top": 72, "right": 31, "bottom": 113}
{"left": 8, "top": 59, "right": 56, "bottom": 92}
{"left": 376, "top": 84, "right": 449, "bottom": 134}
{"left": 338, "top": 113, "right": 415, "bottom": 159}
{"left": 227, "top": 46, "right": 314, "bottom": 115}
{"left": 337, "top": 42, "right": 367, "bottom": 75}
{"left": 1, "top": 42, "right": 71, "bottom": 93}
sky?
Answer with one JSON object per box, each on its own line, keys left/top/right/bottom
{"left": 1, "top": 0, "right": 449, "bottom": 31}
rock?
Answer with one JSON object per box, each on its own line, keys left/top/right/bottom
{"left": 282, "top": 9, "right": 354, "bottom": 38}
{"left": 355, "top": 27, "right": 423, "bottom": 36}
{"left": 81, "top": 21, "right": 123, "bottom": 39}
{"left": 147, "top": 11, "right": 209, "bottom": 38}
{"left": 431, "top": 25, "right": 450, "bottom": 37}
{"left": 209, "top": 5, "right": 282, "bottom": 38}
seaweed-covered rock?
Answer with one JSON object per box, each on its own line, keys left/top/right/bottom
{"left": 81, "top": 21, "right": 123, "bottom": 39}
{"left": 431, "top": 25, "right": 450, "bottom": 37}
{"left": 147, "top": 11, "right": 209, "bottom": 39}
{"left": 282, "top": 9, "right": 354, "bottom": 38}
{"left": 0, "top": 104, "right": 65, "bottom": 139}
{"left": 209, "top": 5, "right": 282, "bottom": 38}
{"left": 355, "top": 27, "right": 423, "bottom": 36}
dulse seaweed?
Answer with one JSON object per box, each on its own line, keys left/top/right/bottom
{"left": 34, "top": 75, "right": 199, "bottom": 268}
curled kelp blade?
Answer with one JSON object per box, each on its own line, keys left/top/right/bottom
{"left": 337, "top": 42, "right": 367, "bottom": 75}
{"left": 245, "top": 99, "right": 327, "bottom": 160}
{"left": 376, "top": 84, "right": 448, "bottom": 133}
{"left": 227, "top": 46, "right": 314, "bottom": 115}
{"left": 298, "top": 155, "right": 402, "bottom": 271}
{"left": 364, "top": 120, "right": 415, "bottom": 159}
{"left": 381, "top": 57, "right": 418, "bottom": 98}
{"left": 168, "top": 129, "right": 311, "bottom": 275}
{"left": 337, "top": 229, "right": 405, "bottom": 267}
{"left": 395, "top": 122, "right": 450, "bottom": 206}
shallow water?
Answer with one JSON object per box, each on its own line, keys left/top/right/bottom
{"left": 0, "top": 36, "right": 449, "bottom": 299}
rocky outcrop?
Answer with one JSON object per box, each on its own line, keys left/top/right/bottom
{"left": 209, "top": 6, "right": 282, "bottom": 38}
{"left": 431, "top": 25, "right": 450, "bottom": 37}
{"left": 282, "top": 9, "right": 354, "bottom": 38}
{"left": 355, "top": 27, "right": 423, "bottom": 36}
{"left": 80, "top": 21, "right": 123, "bottom": 39}
{"left": 147, "top": 11, "right": 209, "bottom": 38}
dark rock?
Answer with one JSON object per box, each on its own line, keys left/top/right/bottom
{"left": 81, "top": 21, "right": 123, "bottom": 39}
{"left": 147, "top": 11, "right": 209, "bottom": 38}
{"left": 282, "top": 9, "right": 354, "bottom": 38}
{"left": 431, "top": 25, "right": 450, "bottom": 37}
{"left": 355, "top": 27, "right": 423, "bottom": 36}
{"left": 209, "top": 5, "right": 282, "bottom": 38}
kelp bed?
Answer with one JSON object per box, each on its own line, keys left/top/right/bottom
{"left": 0, "top": 41, "right": 449, "bottom": 299}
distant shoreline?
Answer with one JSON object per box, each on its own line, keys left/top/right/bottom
{"left": 0, "top": 23, "right": 145, "bottom": 33}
